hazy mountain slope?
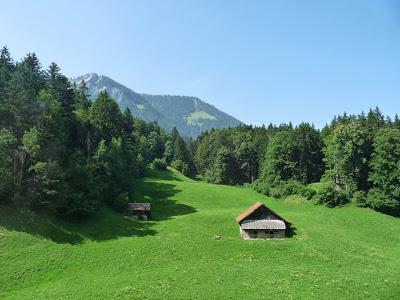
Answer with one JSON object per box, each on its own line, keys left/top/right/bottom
{"left": 73, "top": 73, "right": 242, "bottom": 137}
{"left": 141, "top": 94, "right": 242, "bottom": 137}
{"left": 73, "top": 73, "right": 173, "bottom": 129}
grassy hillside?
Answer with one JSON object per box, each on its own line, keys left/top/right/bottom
{"left": 1, "top": 168, "right": 399, "bottom": 299}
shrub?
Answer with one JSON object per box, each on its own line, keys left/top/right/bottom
{"left": 253, "top": 179, "right": 316, "bottom": 201}
{"left": 152, "top": 158, "right": 167, "bottom": 171}
{"left": 171, "top": 159, "right": 189, "bottom": 176}
{"left": 351, "top": 191, "right": 367, "bottom": 207}
{"left": 281, "top": 180, "right": 304, "bottom": 197}
{"left": 268, "top": 180, "right": 305, "bottom": 199}
{"left": 366, "top": 189, "right": 400, "bottom": 211}
{"left": 252, "top": 179, "right": 271, "bottom": 196}
{"left": 300, "top": 186, "right": 316, "bottom": 200}
{"left": 269, "top": 185, "right": 283, "bottom": 198}
{"left": 253, "top": 179, "right": 315, "bottom": 200}
{"left": 314, "top": 183, "right": 350, "bottom": 207}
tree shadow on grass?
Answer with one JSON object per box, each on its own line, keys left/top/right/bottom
{"left": 0, "top": 176, "right": 196, "bottom": 244}
{"left": 131, "top": 180, "right": 197, "bottom": 221}
{"left": 376, "top": 207, "right": 400, "bottom": 218}
{"left": 0, "top": 205, "right": 158, "bottom": 245}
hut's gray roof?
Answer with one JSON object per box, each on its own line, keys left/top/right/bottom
{"left": 240, "top": 219, "right": 286, "bottom": 230}
{"left": 127, "top": 203, "right": 150, "bottom": 211}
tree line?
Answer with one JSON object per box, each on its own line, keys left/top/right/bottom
{"left": 0, "top": 47, "right": 193, "bottom": 219}
{"left": 193, "top": 109, "right": 400, "bottom": 215}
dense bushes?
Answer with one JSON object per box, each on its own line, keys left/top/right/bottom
{"left": 366, "top": 189, "right": 400, "bottom": 212}
{"left": 313, "top": 183, "right": 350, "bottom": 207}
{"left": 253, "top": 179, "right": 316, "bottom": 200}
{"left": 171, "top": 159, "right": 189, "bottom": 176}
{"left": 351, "top": 191, "right": 367, "bottom": 207}
{"left": 152, "top": 158, "right": 167, "bottom": 170}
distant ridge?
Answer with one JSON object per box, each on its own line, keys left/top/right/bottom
{"left": 72, "top": 73, "right": 242, "bottom": 137}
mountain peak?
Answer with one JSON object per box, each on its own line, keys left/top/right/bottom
{"left": 74, "top": 72, "right": 99, "bottom": 82}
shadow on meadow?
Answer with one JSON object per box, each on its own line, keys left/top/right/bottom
{"left": 0, "top": 206, "right": 158, "bottom": 245}
{"left": 286, "top": 226, "right": 297, "bottom": 238}
{"left": 132, "top": 181, "right": 196, "bottom": 221}
{"left": 0, "top": 170, "right": 196, "bottom": 244}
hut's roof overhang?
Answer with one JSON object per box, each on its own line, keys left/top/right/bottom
{"left": 240, "top": 219, "right": 286, "bottom": 230}
{"left": 235, "top": 201, "right": 292, "bottom": 224}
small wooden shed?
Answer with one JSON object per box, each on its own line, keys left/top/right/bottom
{"left": 126, "top": 203, "right": 151, "bottom": 220}
{"left": 236, "top": 201, "right": 292, "bottom": 239}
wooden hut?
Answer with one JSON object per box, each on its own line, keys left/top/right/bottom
{"left": 235, "top": 201, "right": 292, "bottom": 239}
{"left": 126, "top": 203, "right": 150, "bottom": 220}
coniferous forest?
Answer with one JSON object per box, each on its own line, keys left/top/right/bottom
{"left": 0, "top": 47, "right": 194, "bottom": 220}
{"left": 1, "top": 46, "right": 399, "bottom": 222}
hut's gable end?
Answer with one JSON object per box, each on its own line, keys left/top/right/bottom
{"left": 235, "top": 201, "right": 292, "bottom": 225}
{"left": 242, "top": 206, "right": 281, "bottom": 222}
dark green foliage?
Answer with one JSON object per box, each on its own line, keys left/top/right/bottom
{"left": 315, "top": 110, "right": 397, "bottom": 212}
{"left": 0, "top": 129, "right": 16, "bottom": 201}
{"left": 62, "top": 151, "right": 99, "bottom": 219}
{"left": 111, "top": 192, "right": 130, "bottom": 212}
{"left": 195, "top": 125, "right": 268, "bottom": 185}
{"left": 135, "top": 155, "right": 146, "bottom": 178}
{"left": 0, "top": 47, "right": 191, "bottom": 220}
{"left": 314, "top": 183, "right": 350, "bottom": 207}
{"left": 323, "top": 122, "right": 369, "bottom": 193}
{"left": 261, "top": 124, "right": 323, "bottom": 185}
{"left": 351, "top": 191, "right": 367, "bottom": 207}
{"left": 367, "top": 128, "right": 400, "bottom": 212}
{"left": 204, "top": 147, "right": 238, "bottom": 184}
{"left": 253, "top": 179, "right": 315, "bottom": 200}
{"left": 299, "top": 186, "right": 316, "bottom": 200}
{"left": 270, "top": 181, "right": 305, "bottom": 199}
{"left": 89, "top": 91, "right": 123, "bottom": 144}
{"left": 252, "top": 179, "right": 271, "bottom": 196}
{"left": 59, "top": 192, "right": 98, "bottom": 220}
{"left": 26, "top": 160, "right": 65, "bottom": 208}
{"left": 152, "top": 158, "right": 167, "bottom": 170}
{"left": 366, "top": 189, "right": 399, "bottom": 212}
{"left": 171, "top": 159, "right": 189, "bottom": 176}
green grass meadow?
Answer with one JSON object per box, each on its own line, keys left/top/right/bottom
{"left": 1, "top": 168, "right": 399, "bottom": 299}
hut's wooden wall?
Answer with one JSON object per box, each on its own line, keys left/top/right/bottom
{"left": 240, "top": 228, "right": 285, "bottom": 239}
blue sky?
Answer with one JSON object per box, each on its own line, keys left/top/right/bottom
{"left": 1, "top": 0, "right": 399, "bottom": 127}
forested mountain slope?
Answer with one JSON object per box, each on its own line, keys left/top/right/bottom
{"left": 72, "top": 73, "right": 242, "bottom": 137}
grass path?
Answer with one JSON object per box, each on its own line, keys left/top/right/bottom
{"left": 1, "top": 168, "right": 399, "bottom": 299}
